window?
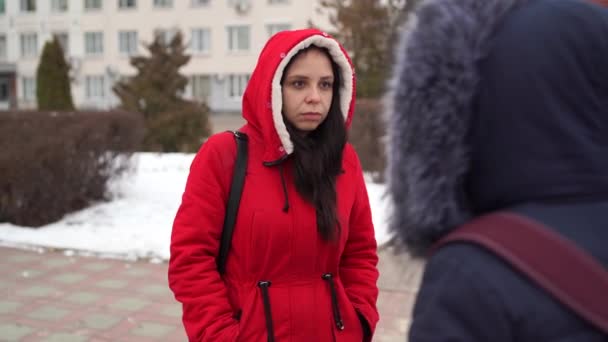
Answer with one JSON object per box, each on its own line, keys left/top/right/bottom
{"left": 118, "top": 0, "right": 136, "bottom": 9}
{"left": 191, "top": 0, "right": 209, "bottom": 6}
{"left": 51, "top": 0, "right": 68, "bottom": 12}
{"left": 190, "top": 28, "right": 211, "bottom": 53}
{"left": 190, "top": 75, "right": 211, "bottom": 102}
{"left": 154, "top": 0, "right": 173, "bottom": 8}
{"left": 20, "top": 33, "right": 38, "bottom": 58}
{"left": 20, "top": 0, "right": 36, "bottom": 12}
{"left": 0, "top": 78, "right": 8, "bottom": 102}
{"left": 226, "top": 25, "right": 250, "bottom": 52}
{"left": 119, "top": 31, "right": 138, "bottom": 55}
{"left": 154, "top": 28, "right": 177, "bottom": 45}
{"left": 85, "top": 75, "right": 105, "bottom": 99}
{"left": 22, "top": 77, "right": 36, "bottom": 102}
{"left": 0, "top": 0, "right": 5, "bottom": 14}
{"left": 54, "top": 32, "right": 69, "bottom": 55}
{"left": 266, "top": 23, "right": 291, "bottom": 37}
{"left": 227, "top": 74, "right": 249, "bottom": 98}
{"left": 0, "top": 35, "right": 6, "bottom": 60}
{"left": 84, "top": 0, "right": 102, "bottom": 10}
{"left": 84, "top": 32, "right": 103, "bottom": 55}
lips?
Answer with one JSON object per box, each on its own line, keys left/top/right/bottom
{"left": 300, "top": 112, "right": 322, "bottom": 120}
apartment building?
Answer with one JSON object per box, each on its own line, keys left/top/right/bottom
{"left": 0, "top": 0, "right": 331, "bottom": 112}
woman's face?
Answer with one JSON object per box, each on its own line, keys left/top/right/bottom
{"left": 282, "top": 48, "right": 335, "bottom": 133}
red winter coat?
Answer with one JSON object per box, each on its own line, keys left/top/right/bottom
{"left": 169, "top": 29, "right": 379, "bottom": 342}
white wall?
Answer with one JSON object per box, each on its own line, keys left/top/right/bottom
{"left": 0, "top": 0, "right": 334, "bottom": 112}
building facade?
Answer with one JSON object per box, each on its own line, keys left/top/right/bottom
{"left": 0, "top": 0, "right": 331, "bottom": 112}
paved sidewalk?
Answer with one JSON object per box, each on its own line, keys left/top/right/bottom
{"left": 0, "top": 245, "right": 423, "bottom": 341}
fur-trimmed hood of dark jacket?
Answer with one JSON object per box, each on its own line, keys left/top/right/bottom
{"left": 385, "top": 0, "right": 608, "bottom": 257}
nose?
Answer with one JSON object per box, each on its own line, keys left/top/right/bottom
{"left": 306, "top": 87, "right": 321, "bottom": 103}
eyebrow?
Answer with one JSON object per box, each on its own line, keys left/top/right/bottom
{"left": 286, "top": 75, "right": 334, "bottom": 80}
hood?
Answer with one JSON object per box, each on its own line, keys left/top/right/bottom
{"left": 385, "top": 0, "right": 608, "bottom": 256}
{"left": 242, "top": 29, "right": 355, "bottom": 164}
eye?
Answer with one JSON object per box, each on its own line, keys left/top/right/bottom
{"left": 291, "top": 80, "right": 305, "bottom": 88}
{"left": 320, "top": 81, "right": 333, "bottom": 89}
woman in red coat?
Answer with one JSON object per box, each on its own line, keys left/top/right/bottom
{"left": 168, "top": 29, "right": 379, "bottom": 342}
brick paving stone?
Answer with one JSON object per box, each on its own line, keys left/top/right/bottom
{"left": 51, "top": 273, "right": 87, "bottom": 284}
{"left": 17, "top": 270, "right": 45, "bottom": 279}
{"left": 64, "top": 292, "right": 101, "bottom": 305}
{"left": 17, "top": 286, "right": 58, "bottom": 298}
{"left": 376, "top": 334, "right": 407, "bottom": 342}
{"left": 139, "top": 284, "right": 167, "bottom": 296}
{"left": 165, "top": 328, "right": 189, "bottom": 341}
{"left": 129, "top": 322, "right": 176, "bottom": 338}
{"left": 39, "top": 332, "right": 89, "bottom": 342}
{"left": 42, "top": 258, "right": 74, "bottom": 268}
{"left": 108, "top": 297, "right": 150, "bottom": 312}
{"left": 81, "top": 262, "right": 112, "bottom": 272}
{"left": 160, "top": 305, "right": 182, "bottom": 318}
{"left": 0, "top": 323, "right": 35, "bottom": 341}
{"left": 7, "top": 255, "right": 39, "bottom": 263}
{"left": 95, "top": 279, "right": 129, "bottom": 289}
{"left": 26, "top": 305, "right": 70, "bottom": 321}
{"left": 0, "top": 279, "right": 12, "bottom": 289}
{"left": 122, "top": 268, "right": 151, "bottom": 277}
{"left": 79, "top": 313, "right": 122, "bottom": 330}
{"left": 0, "top": 300, "right": 23, "bottom": 314}
{"left": 0, "top": 244, "right": 423, "bottom": 341}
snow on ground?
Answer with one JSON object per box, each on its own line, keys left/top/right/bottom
{"left": 0, "top": 153, "right": 392, "bottom": 261}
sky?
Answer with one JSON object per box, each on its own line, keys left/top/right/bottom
{"left": 0, "top": 153, "right": 392, "bottom": 262}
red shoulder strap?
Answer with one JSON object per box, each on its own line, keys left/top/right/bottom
{"left": 432, "top": 212, "right": 608, "bottom": 333}
{"left": 589, "top": 0, "right": 608, "bottom": 7}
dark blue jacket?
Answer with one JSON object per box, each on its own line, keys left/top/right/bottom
{"left": 413, "top": 203, "right": 608, "bottom": 341}
{"left": 385, "top": 0, "right": 608, "bottom": 340}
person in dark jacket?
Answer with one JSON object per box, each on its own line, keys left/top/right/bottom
{"left": 385, "top": 0, "right": 608, "bottom": 340}
{"left": 169, "top": 29, "right": 379, "bottom": 342}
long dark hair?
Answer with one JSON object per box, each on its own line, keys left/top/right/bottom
{"left": 281, "top": 46, "right": 347, "bottom": 242}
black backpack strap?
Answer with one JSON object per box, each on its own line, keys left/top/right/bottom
{"left": 431, "top": 212, "right": 608, "bottom": 334}
{"left": 217, "top": 131, "right": 248, "bottom": 275}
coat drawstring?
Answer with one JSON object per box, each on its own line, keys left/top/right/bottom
{"left": 278, "top": 164, "right": 290, "bottom": 212}
{"left": 322, "top": 273, "right": 345, "bottom": 331}
{"left": 258, "top": 281, "right": 276, "bottom": 342}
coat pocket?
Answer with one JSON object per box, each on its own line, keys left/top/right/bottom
{"left": 334, "top": 282, "right": 365, "bottom": 341}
